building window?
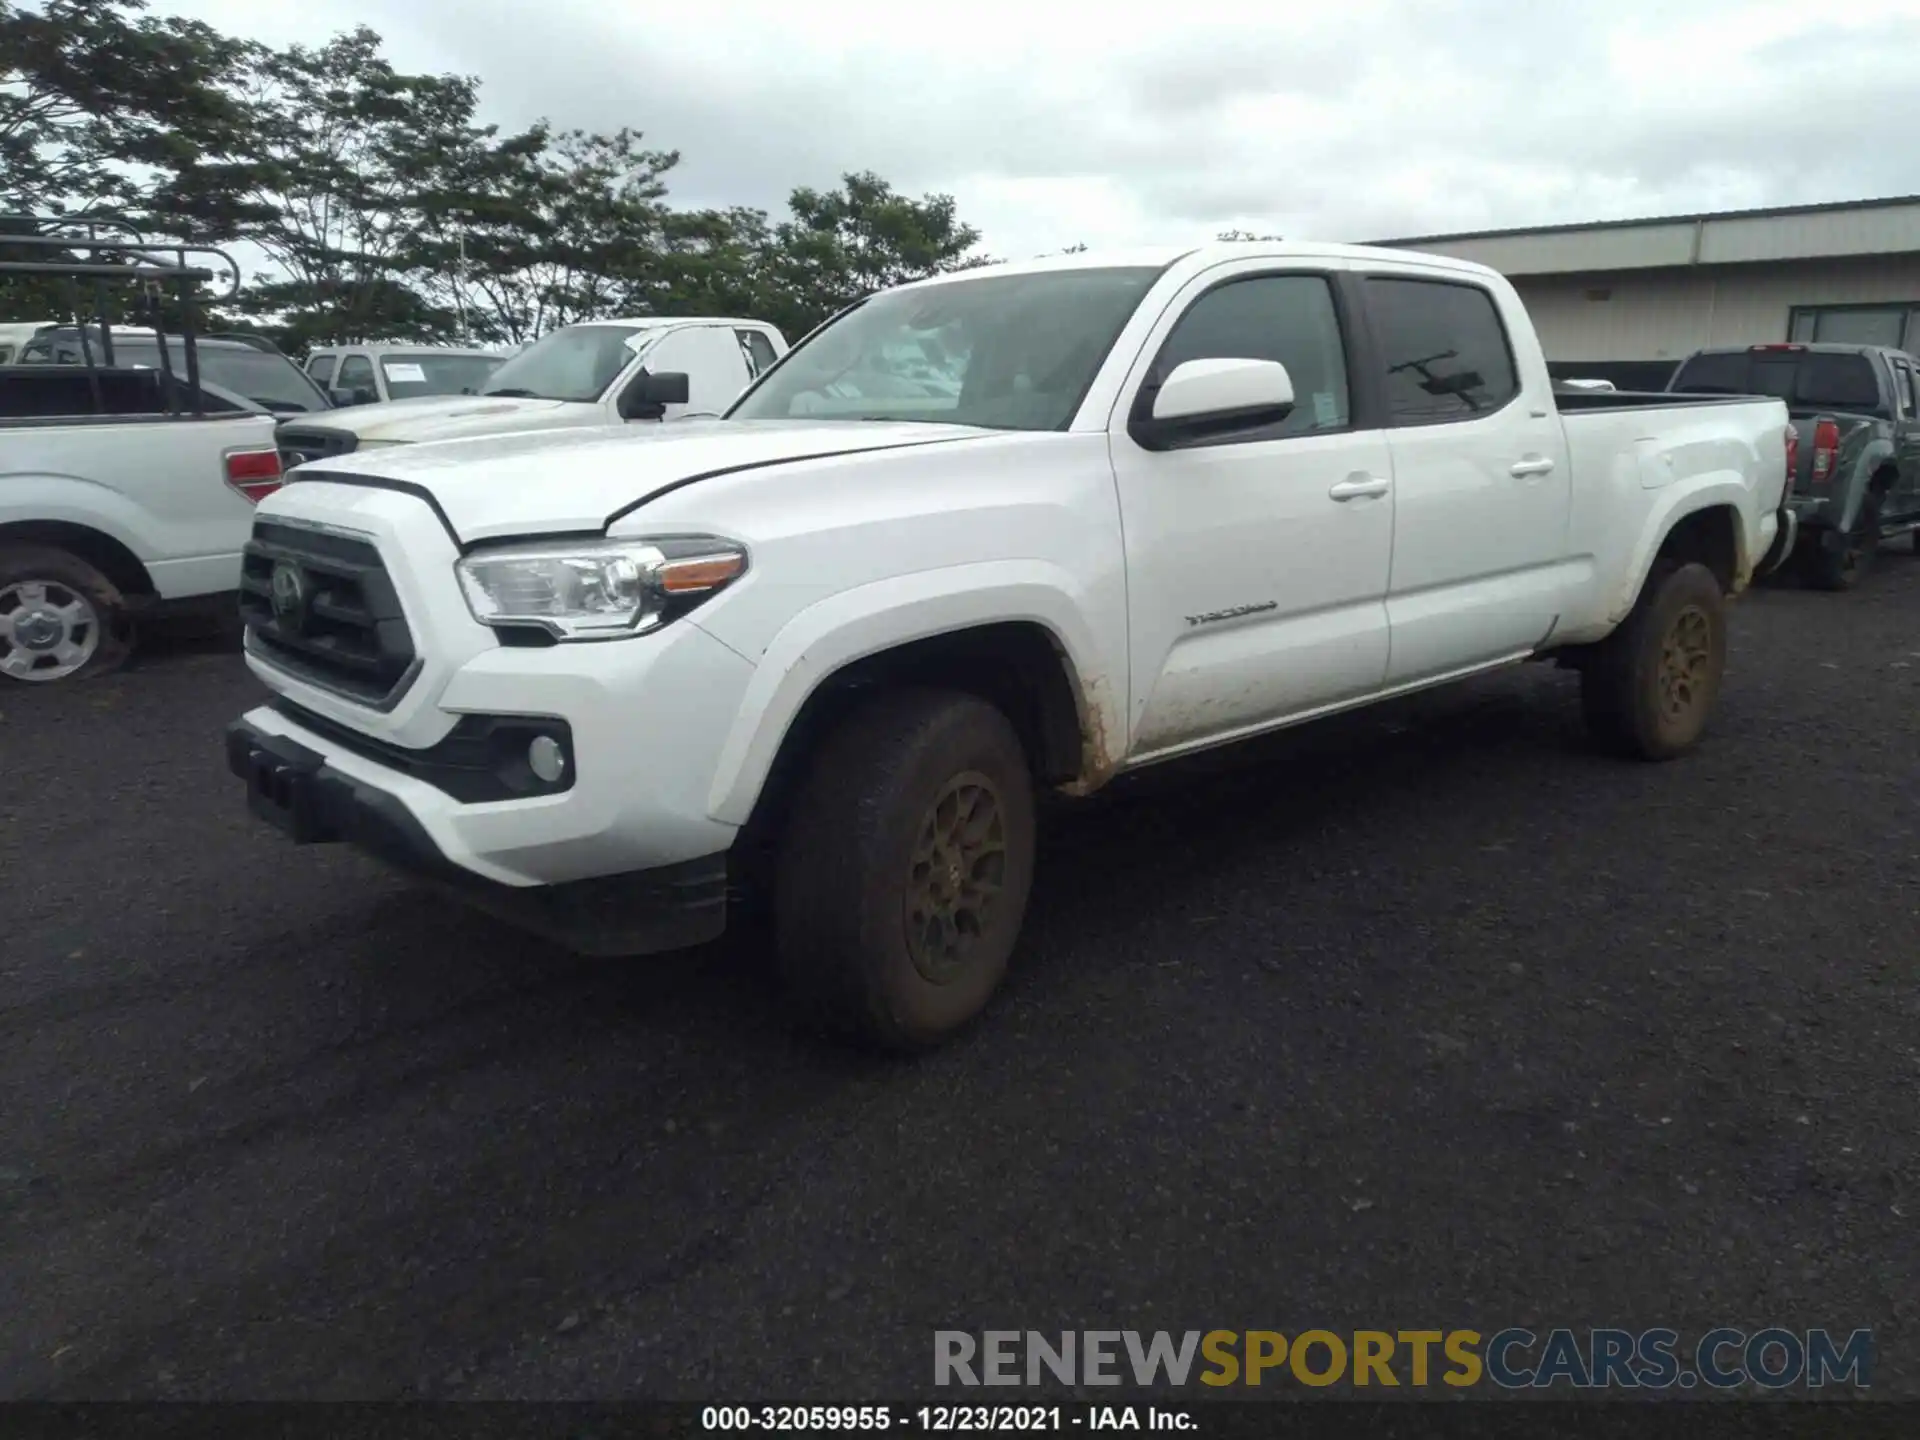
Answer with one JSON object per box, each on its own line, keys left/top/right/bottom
{"left": 1788, "top": 303, "right": 1920, "bottom": 353}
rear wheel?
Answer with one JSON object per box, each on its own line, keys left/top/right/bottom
{"left": 0, "top": 545, "right": 134, "bottom": 684}
{"left": 1807, "top": 497, "right": 1881, "bottom": 591}
{"left": 1580, "top": 560, "right": 1726, "bottom": 761}
{"left": 773, "top": 688, "right": 1037, "bottom": 1052}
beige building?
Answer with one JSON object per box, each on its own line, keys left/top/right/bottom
{"left": 1373, "top": 195, "right": 1920, "bottom": 379}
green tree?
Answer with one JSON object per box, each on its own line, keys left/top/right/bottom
{"left": 167, "top": 26, "right": 543, "bottom": 349}
{"left": 756, "top": 171, "right": 986, "bottom": 338}
{"left": 636, "top": 205, "right": 772, "bottom": 319}
{"left": 418, "top": 125, "right": 679, "bottom": 345}
{"left": 0, "top": 0, "right": 255, "bottom": 323}
{"left": 0, "top": 0, "right": 254, "bottom": 219}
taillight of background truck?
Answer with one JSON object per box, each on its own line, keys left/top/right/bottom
{"left": 1783, "top": 424, "right": 1798, "bottom": 484}
{"left": 1809, "top": 419, "right": 1840, "bottom": 485}
{"left": 225, "top": 448, "right": 284, "bottom": 503}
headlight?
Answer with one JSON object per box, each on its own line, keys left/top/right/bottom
{"left": 455, "top": 536, "right": 747, "bottom": 641}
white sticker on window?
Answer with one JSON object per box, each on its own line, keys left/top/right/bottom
{"left": 384, "top": 363, "right": 426, "bottom": 382}
{"left": 1313, "top": 391, "right": 1338, "bottom": 425}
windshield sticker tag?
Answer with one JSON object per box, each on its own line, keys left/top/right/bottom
{"left": 1313, "top": 391, "right": 1338, "bottom": 425}
{"left": 385, "top": 363, "right": 426, "bottom": 382}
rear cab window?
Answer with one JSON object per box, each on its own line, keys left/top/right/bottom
{"left": 1364, "top": 277, "right": 1519, "bottom": 423}
{"left": 307, "top": 354, "right": 336, "bottom": 386}
{"left": 1671, "top": 348, "right": 1885, "bottom": 415}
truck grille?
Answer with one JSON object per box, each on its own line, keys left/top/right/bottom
{"left": 275, "top": 424, "right": 358, "bottom": 471}
{"left": 239, "top": 520, "right": 418, "bottom": 709}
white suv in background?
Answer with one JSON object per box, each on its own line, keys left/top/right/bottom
{"left": 304, "top": 343, "right": 506, "bottom": 407}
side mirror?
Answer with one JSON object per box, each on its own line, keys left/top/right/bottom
{"left": 330, "top": 385, "right": 376, "bottom": 407}
{"left": 618, "top": 370, "right": 691, "bottom": 421}
{"left": 1129, "top": 358, "right": 1296, "bottom": 451}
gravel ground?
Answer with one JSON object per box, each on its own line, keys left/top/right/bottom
{"left": 2, "top": 554, "right": 1918, "bottom": 1402}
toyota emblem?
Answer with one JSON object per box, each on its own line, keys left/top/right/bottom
{"left": 270, "top": 560, "right": 309, "bottom": 631}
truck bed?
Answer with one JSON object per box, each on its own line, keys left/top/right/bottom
{"left": 1557, "top": 393, "right": 1789, "bottom": 633}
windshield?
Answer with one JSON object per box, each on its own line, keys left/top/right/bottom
{"left": 23, "top": 334, "right": 328, "bottom": 413}
{"left": 480, "top": 324, "right": 645, "bottom": 403}
{"left": 380, "top": 352, "right": 502, "bottom": 399}
{"left": 727, "top": 266, "right": 1166, "bottom": 431}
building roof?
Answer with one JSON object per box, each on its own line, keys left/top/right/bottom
{"left": 1372, "top": 193, "right": 1920, "bottom": 248}
{"left": 1371, "top": 195, "right": 1920, "bottom": 278}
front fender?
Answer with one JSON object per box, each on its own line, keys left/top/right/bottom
{"left": 699, "top": 561, "right": 1122, "bottom": 826}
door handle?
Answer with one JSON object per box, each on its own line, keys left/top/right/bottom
{"left": 1329, "top": 476, "right": 1391, "bottom": 501}
{"left": 1510, "top": 457, "right": 1556, "bottom": 478}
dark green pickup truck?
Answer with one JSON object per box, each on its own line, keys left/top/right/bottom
{"left": 1669, "top": 343, "right": 1920, "bottom": 589}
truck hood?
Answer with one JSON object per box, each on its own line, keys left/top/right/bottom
{"left": 288, "top": 418, "right": 993, "bottom": 542}
{"left": 302, "top": 394, "right": 605, "bottom": 444}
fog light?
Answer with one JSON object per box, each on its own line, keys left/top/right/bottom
{"left": 528, "top": 734, "right": 567, "bottom": 784}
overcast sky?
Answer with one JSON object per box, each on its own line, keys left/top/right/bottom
{"left": 161, "top": 0, "right": 1920, "bottom": 260}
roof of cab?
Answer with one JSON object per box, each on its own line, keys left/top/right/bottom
{"left": 889, "top": 240, "right": 1505, "bottom": 292}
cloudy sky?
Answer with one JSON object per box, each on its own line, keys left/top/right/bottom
{"left": 160, "top": 0, "right": 1920, "bottom": 260}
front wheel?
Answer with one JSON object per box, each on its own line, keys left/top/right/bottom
{"left": 1580, "top": 560, "right": 1727, "bottom": 761}
{"left": 773, "top": 688, "right": 1038, "bottom": 1052}
{"left": 0, "top": 545, "right": 134, "bottom": 684}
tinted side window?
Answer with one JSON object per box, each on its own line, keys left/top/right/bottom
{"left": 1895, "top": 362, "right": 1918, "bottom": 415}
{"left": 308, "top": 354, "right": 336, "bottom": 385}
{"left": 1794, "top": 353, "right": 1881, "bottom": 412}
{"left": 737, "top": 329, "right": 779, "bottom": 376}
{"left": 336, "top": 354, "right": 375, "bottom": 393}
{"left": 1367, "top": 278, "right": 1519, "bottom": 424}
{"left": 1152, "top": 274, "right": 1350, "bottom": 439}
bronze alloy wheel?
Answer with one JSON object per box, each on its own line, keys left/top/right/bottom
{"left": 1657, "top": 604, "right": 1714, "bottom": 731}
{"left": 904, "top": 770, "right": 1008, "bottom": 985}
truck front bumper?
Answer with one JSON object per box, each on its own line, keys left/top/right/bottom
{"left": 225, "top": 716, "right": 728, "bottom": 956}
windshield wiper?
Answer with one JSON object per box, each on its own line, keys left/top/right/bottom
{"left": 481, "top": 387, "right": 542, "bottom": 398}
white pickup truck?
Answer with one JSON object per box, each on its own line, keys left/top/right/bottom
{"left": 2, "top": 362, "right": 283, "bottom": 683}
{"left": 272, "top": 316, "right": 787, "bottom": 469}
{"left": 226, "top": 242, "right": 1793, "bottom": 1049}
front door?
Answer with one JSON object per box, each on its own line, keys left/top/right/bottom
{"left": 640, "top": 326, "right": 753, "bottom": 419}
{"left": 1108, "top": 266, "right": 1395, "bottom": 759}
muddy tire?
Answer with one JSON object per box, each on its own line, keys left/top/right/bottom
{"left": 1580, "top": 559, "right": 1726, "bottom": 761}
{"left": 0, "top": 544, "right": 134, "bottom": 684}
{"left": 1806, "top": 498, "right": 1880, "bottom": 591}
{"left": 773, "top": 687, "right": 1037, "bottom": 1052}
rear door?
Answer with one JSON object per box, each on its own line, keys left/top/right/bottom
{"left": 1360, "top": 270, "right": 1573, "bottom": 683}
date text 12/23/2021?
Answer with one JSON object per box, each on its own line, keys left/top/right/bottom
{"left": 701, "top": 1406, "right": 1190, "bottom": 1431}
